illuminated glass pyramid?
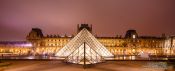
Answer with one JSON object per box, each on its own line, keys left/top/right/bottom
{"left": 55, "top": 28, "right": 113, "bottom": 64}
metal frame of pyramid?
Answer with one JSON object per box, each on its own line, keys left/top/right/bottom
{"left": 55, "top": 28, "right": 113, "bottom": 64}
{"left": 66, "top": 42, "right": 105, "bottom": 64}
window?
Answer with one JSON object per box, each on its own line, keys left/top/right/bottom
{"left": 133, "top": 35, "right": 136, "bottom": 39}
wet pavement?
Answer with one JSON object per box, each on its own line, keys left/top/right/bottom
{"left": 1, "top": 60, "right": 174, "bottom": 71}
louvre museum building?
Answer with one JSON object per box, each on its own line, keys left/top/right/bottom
{"left": 0, "top": 24, "right": 175, "bottom": 64}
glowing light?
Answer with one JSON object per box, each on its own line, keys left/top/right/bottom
{"left": 139, "top": 51, "right": 149, "bottom": 58}
{"left": 133, "top": 35, "right": 136, "bottom": 39}
{"left": 23, "top": 43, "right": 33, "bottom": 47}
{"left": 68, "top": 35, "right": 72, "bottom": 37}
{"left": 26, "top": 56, "right": 34, "bottom": 59}
{"left": 60, "top": 35, "right": 64, "bottom": 37}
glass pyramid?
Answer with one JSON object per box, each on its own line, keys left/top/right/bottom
{"left": 55, "top": 28, "right": 113, "bottom": 64}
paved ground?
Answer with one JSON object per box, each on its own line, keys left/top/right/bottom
{"left": 0, "top": 60, "right": 171, "bottom": 71}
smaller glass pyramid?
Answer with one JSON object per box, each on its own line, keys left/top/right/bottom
{"left": 66, "top": 43, "right": 104, "bottom": 64}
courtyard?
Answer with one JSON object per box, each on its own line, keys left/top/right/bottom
{"left": 0, "top": 60, "right": 172, "bottom": 71}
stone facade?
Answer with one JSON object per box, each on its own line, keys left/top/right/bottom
{"left": 0, "top": 24, "right": 175, "bottom": 56}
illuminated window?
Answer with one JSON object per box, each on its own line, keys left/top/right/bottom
{"left": 133, "top": 35, "right": 136, "bottom": 39}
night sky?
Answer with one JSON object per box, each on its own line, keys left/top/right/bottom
{"left": 0, "top": 0, "right": 175, "bottom": 41}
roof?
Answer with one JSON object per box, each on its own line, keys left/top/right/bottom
{"left": 0, "top": 41, "right": 32, "bottom": 47}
